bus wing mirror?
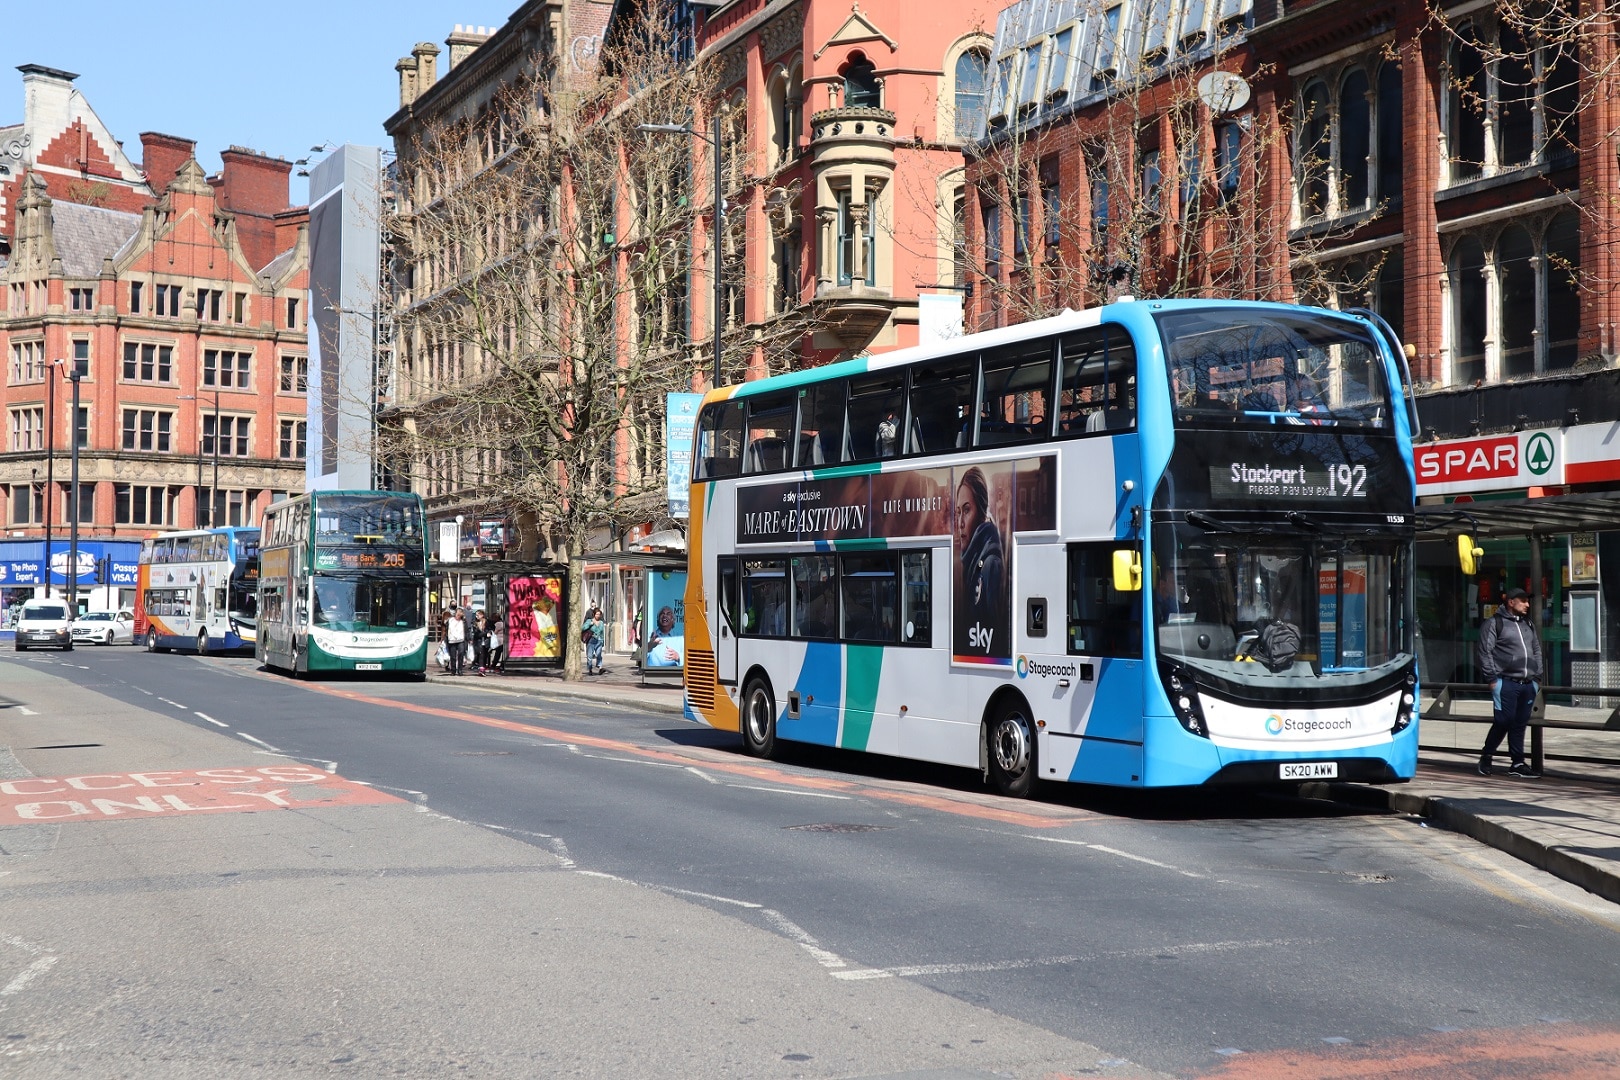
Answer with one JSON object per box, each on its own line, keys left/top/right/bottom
{"left": 1112, "top": 550, "right": 1142, "bottom": 592}
{"left": 1457, "top": 534, "right": 1482, "bottom": 576}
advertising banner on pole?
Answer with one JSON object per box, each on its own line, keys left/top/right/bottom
{"left": 666, "top": 393, "right": 703, "bottom": 518}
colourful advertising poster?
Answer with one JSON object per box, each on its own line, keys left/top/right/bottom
{"left": 507, "top": 575, "right": 564, "bottom": 660}
{"left": 951, "top": 460, "right": 1015, "bottom": 665}
{"left": 666, "top": 393, "right": 703, "bottom": 518}
{"left": 643, "top": 570, "right": 687, "bottom": 670}
{"left": 1317, "top": 562, "right": 1367, "bottom": 669}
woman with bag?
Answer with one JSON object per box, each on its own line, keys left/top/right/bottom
{"left": 581, "top": 605, "right": 606, "bottom": 675}
{"left": 470, "top": 610, "right": 490, "bottom": 675}
{"left": 445, "top": 608, "right": 467, "bottom": 676}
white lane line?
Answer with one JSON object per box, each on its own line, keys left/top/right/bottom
{"left": 157, "top": 697, "right": 187, "bottom": 709}
{"left": 236, "top": 732, "right": 279, "bottom": 752}
{"left": 685, "top": 767, "right": 722, "bottom": 784}
{"left": 831, "top": 938, "right": 1305, "bottom": 981}
{"left": 194, "top": 712, "right": 228, "bottom": 728}
{"left": 726, "top": 784, "right": 853, "bottom": 800}
{"left": 661, "top": 886, "right": 762, "bottom": 908}
{"left": 16, "top": 707, "right": 35, "bottom": 716}
{"left": 762, "top": 909, "right": 848, "bottom": 969}
{"left": 0, "top": 955, "right": 57, "bottom": 998}
{"left": 1028, "top": 834, "right": 1204, "bottom": 877}
{"left": 133, "top": 687, "right": 154, "bottom": 695}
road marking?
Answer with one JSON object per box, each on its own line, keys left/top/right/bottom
{"left": 134, "top": 687, "right": 153, "bottom": 695}
{"left": 0, "top": 767, "right": 400, "bottom": 824}
{"left": 16, "top": 707, "right": 35, "bottom": 716}
{"left": 158, "top": 698, "right": 186, "bottom": 709}
{"left": 235, "top": 732, "right": 280, "bottom": 752}
{"left": 727, "top": 784, "right": 852, "bottom": 800}
{"left": 0, "top": 954, "right": 57, "bottom": 998}
{"left": 194, "top": 712, "right": 228, "bottom": 728}
{"left": 1028, "top": 834, "right": 1204, "bottom": 877}
{"left": 300, "top": 682, "right": 1089, "bottom": 829}
{"left": 762, "top": 908, "right": 848, "bottom": 969}
{"left": 832, "top": 938, "right": 1304, "bottom": 981}
{"left": 660, "top": 886, "right": 762, "bottom": 908}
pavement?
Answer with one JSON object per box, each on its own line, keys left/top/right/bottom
{"left": 442, "top": 655, "right": 1620, "bottom": 908}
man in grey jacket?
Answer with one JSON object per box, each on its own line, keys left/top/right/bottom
{"left": 1476, "top": 587, "right": 1544, "bottom": 778}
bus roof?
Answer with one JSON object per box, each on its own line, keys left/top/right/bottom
{"left": 709, "top": 297, "right": 1371, "bottom": 403}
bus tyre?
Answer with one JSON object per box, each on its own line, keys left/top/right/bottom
{"left": 988, "top": 699, "right": 1038, "bottom": 799}
{"left": 196, "top": 630, "right": 208, "bottom": 655}
{"left": 741, "top": 677, "right": 777, "bottom": 759}
{"left": 147, "top": 629, "right": 168, "bottom": 654}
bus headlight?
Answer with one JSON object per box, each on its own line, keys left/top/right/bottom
{"left": 1392, "top": 671, "right": 1417, "bottom": 733}
{"left": 1161, "top": 664, "right": 1209, "bottom": 738}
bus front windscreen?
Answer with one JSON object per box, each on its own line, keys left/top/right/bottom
{"left": 314, "top": 495, "right": 424, "bottom": 546}
{"left": 1158, "top": 308, "right": 1394, "bottom": 429}
{"left": 1153, "top": 523, "right": 1410, "bottom": 685}
{"left": 312, "top": 574, "right": 424, "bottom": 631}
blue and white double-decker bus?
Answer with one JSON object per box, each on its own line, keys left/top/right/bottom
{"left": 683, "top": 299, "right": 1430, "bottom": 795}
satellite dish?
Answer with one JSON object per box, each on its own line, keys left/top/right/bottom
{"left": 1197, "top": 71, "right": 1252, "bottom": 115}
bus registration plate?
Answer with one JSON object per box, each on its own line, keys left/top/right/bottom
{"left": 355, "top": 663, "right": 382, "bottom": 671}
{"left": 1281, "top": 762, "right": 1337, "bottom": 780}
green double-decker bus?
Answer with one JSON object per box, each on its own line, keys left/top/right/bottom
{"left": 256, "top": 490, "right": 429, "bottom": 677}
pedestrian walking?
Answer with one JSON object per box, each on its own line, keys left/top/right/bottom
{"left": 445, "top": 608, "right": 467, "bottom": 676}
{"left": 1477, "top": 587, "right": 1544, "bottom": 778}
{"left": 581, "top": 605, "right": 606, "bottom": 675}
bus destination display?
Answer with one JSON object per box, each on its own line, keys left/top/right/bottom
{"left": 315, "top": 547, "right": 421, "bottom": 572}
{"left": 1210, "top": 460, "right": 1369, "bottom": 501}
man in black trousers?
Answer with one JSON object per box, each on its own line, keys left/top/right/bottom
{"left": 1476, "top": 587, "right": 1544, "bottom": 778}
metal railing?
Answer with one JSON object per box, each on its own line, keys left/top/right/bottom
{"left": 1422, "top": 682, "right": 1620, "bottom": 772}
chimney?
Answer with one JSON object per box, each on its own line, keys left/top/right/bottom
{"left": 446, "top": 25, "right": 493, "bottom": 70}
{"left": 413, "top": 42, "right": 441, "bottom": 95}
{"left": 217, "top": 146, "right": 294, "bottom": 270}
{"left": 138, "top": 132, "right": 196, "bottom": 196}
{"left": 397, "top": 56, "right": 420, "bottom": 108}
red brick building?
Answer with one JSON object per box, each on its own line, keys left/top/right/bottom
{"left": 1, "top": 65, "right": 309, "bottom": 569}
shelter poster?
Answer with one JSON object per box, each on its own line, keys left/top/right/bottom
{"left": 643, "top": 570, "right": 687, "bottom": 670}
{"left": 507, "top": 575, "right": 564, "bottom": 660}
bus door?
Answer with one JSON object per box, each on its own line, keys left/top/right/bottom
{"left": 1050, "top": 542, "right": 1145, "bottom": 783}
{"left": 715, "top": 557, "right": 741, "bottom": 684}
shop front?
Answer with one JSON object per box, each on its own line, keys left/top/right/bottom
{"left": 1415, "top": 423, "right": 1620, "bottom": 702}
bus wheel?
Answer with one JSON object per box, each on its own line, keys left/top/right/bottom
{"left": 741, "top": 677, "right": 777, "bottom": 758}
{"left": 147, "top": 629, "right": 169, "bottom": 654}
{"left": 196, "top": 630, "right": 208, "bottom": 655}
{"left": 988, "top": 699, "right": 1037, "bottom": 799}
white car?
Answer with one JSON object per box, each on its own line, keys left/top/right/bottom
{"left": 14, "top": 600, "right": 74, "bottom": 651}
{"left": 71, "top": 610, "right": 133, "bottom": 645}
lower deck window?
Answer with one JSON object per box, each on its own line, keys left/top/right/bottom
{"left": 732, "top": 549, "right": 932, "bottom": 646}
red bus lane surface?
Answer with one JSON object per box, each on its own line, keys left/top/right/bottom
{"left": 0, "top": 766, "right": 402, "bottom": 823}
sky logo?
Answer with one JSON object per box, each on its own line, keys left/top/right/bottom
{"left": 1265, "top": 715, "right": 1285, "bottom": 735}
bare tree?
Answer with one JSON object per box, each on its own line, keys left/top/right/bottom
{"left": 384, "top": 2, "right": 731, "bottom": 678}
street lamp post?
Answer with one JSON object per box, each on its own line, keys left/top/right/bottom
{"left": 181, "top": 391, "right": 221, "bottom": 527}
{"left": 43, "top": 366, "right": 56, "bottom": 598}
{"left": 636, "top": 115, "right": 724, "bottom": 390}
{"left": 67, "top": 366, "right": 82, "bottom": 614}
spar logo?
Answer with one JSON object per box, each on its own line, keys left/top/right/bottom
{"left": 1017, "top": 656, "right": 1077, "bottom": 679}
{"left": 1265, "top": 715, "right": 1285, "bottom": 735}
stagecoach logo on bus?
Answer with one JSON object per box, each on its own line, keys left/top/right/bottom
{"left": 1265, "top": 714, "right": 1354, "bottom": 736}
{"left": 1015, "top": 656, "right": 1077, "bottom": 679}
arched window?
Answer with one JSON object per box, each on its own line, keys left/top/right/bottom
{"left": 845, "top": 56, "right": 881, "bottom": 108}
{"left": 955, "top": 49, "right": 990, "bottom": 139}
{"left": 1450, "top": 235, "right": 1487, "bottom": 386}
{"left": 1298, "top": 80, "right": 1331, "bottom": 219}
{"left": 1545, "top": 211, "right": 1581, "bottom": 371}
{"left": 1497, "top": 224, "right": 1537, "bottom": 378}
{"left": 1446, "top": 27, "right": 1488, "bottom": 183}
{"left": 1375, "top": 60, "right": 1402, "bottom": 203}
{"left": 1339, "top": 69, "right": 1370, "bottom": 211}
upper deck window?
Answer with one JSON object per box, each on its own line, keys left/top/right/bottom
{"left": 1158, "top": 309, "right": 1392, "bottom": 430}
{"left": 696, "top": 401, "right": 744, "bottom": 479}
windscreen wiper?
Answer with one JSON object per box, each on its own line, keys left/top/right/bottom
{"left": 1184, "top": 510, "right": 1240, "bottom": 533}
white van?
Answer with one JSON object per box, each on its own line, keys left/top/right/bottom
{"left": 14, "top": 599, "right": 74, "bottom": 651}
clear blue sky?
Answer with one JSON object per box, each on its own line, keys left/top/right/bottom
{"left": 3, "top": 2, "right": 509, "bottom": 203}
